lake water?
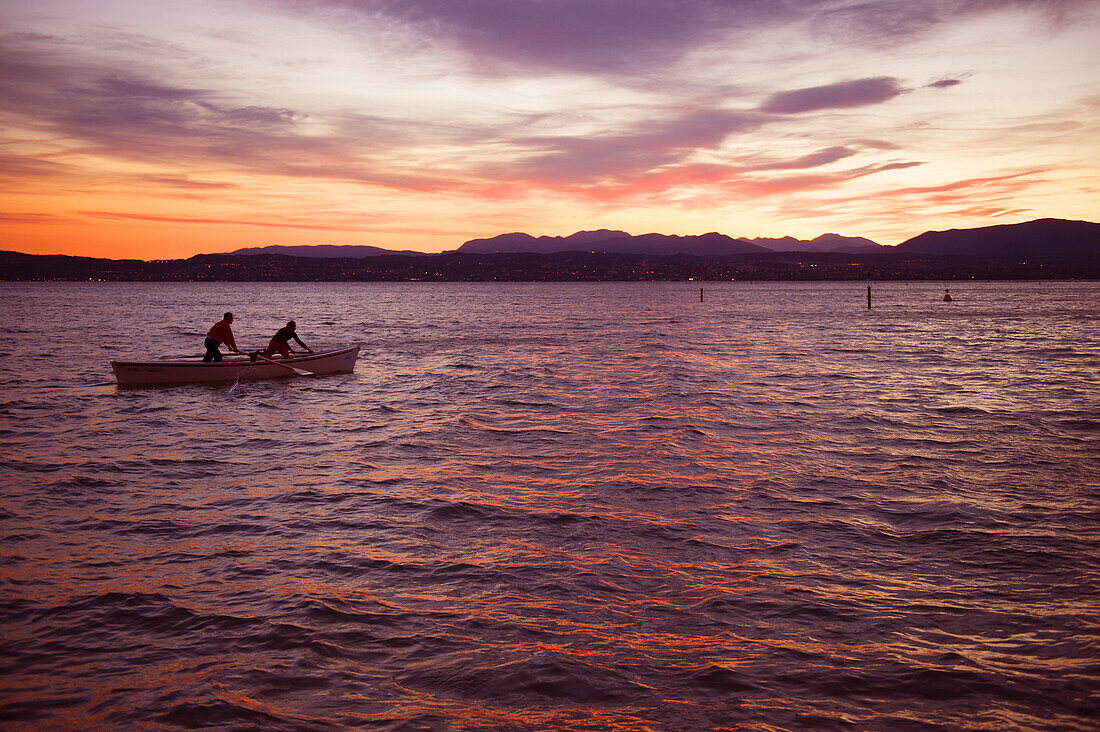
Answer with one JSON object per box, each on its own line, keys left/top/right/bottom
{"left": 1, "top": 281, "right": 1097, "bottom": 731}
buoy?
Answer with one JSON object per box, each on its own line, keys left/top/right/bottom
{"left": 943, "top": 288, "right": 952, "bottom": 302}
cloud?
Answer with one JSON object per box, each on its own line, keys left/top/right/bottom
{"left": 0, "top": 153, "right": 79, "bottom": 184}
{"left": 769, "top": 169, "right": 1045, "bottom": 240}
{"left": 928, "top": 78, "right": 964, "bottom": 88}
{"left": 496, "top": 109, "right": 765, "bottom": 182}
{"left": 138, "top": 176, "right": 238, "bottom": 190}
{"left": 1, "top": 9, "right": 1065, "bottom": 233}
{"left": 946, "top": 205, "right": 1033, "bottom": 217}
{"left": 723, "top": 161, "right": 925, "bottom": 197}
{"left": 0, "top": 34, "right": 469, "bottom": 192}
{"left": 492, "top": 155, "right": 927, "bottom": 207}
{"left": 876, "top": 170, "right": 1044, "bottom": 198}
{"left": 1, "top": 39, "right": 285, "bottom": 146}
{"left": 812, "top": 0, "right": 1090, "bottom": 44}
{"left": 98, "top": 75, "right": 208, "bottom": 100}
{"left": 80, "top": 211, "right": 384, "bottom": 231}
{"left": 789, "top": 170, "right": 1047, "bottom": 218}
{"left": 851, "top": 139, "right": 903, "bottom": 150}
{"left": 0, "top": 212, "right": 73, "bottom": 223}
{"left": 275, "top": 0, "right": 1095, "bottom": 79}
{"left": 0, "top": 31, "right": 925, "bottom": 208}
{"left": 745, "top": 147, "right": 859, "bottom": 171}
{"left": 761, "top": 77, "right": 906, "bottom": 114}
{"left": 283, "top": 0, "right": 799, "bottom": 77}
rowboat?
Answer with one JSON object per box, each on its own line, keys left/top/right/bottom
{"left": 111, "top": 345, "right": 360, "bottom": 386}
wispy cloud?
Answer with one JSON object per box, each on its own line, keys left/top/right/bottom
{"left": 80, "top": 211, "right": 385, "bottom": 232}
{"left": 491, "top": 109, "right": 765, "bottom": 183}
{"left": 280, "top": 0, "right": 1093, "bottom": 78}
{"left": 138, "top": 176, "right": 238, "bottom": 190}
{"left": 0, "top": 153, "right": 80, "bottom": 185}
{"left": 812, "top": 0, "right": 1088, "bottom": 43}
{"left": 774, "top": 170, "right": 1047, "bottom": 229}
{"left": 494, "top": 154, "right": 927, "bottom": 207}
{"left": 280, "top": 0, "right": 797, "bottom": 76}
{"left": 0, "top": 212, "right": 73, "bottom": 224}
{"left": 714, "top": 162, "right": 927, "bottom": 200}
{"left": 0, "top": 35, "right": 471, "bottom": 192}
{"left": 872, "top": 170, "right": 1046, "bottom": 199}
{"left": 744, "top": 147, "right": 860, "bottom": 171}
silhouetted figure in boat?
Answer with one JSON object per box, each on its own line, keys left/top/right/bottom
{"left": 204, "top": 312, "right": 240, "bottom": 362}
{"left": 263, "top": 320, "right": 313, "bottom": 359}
{"left": 943, "top": 288, "right": 953, "bottom": 302}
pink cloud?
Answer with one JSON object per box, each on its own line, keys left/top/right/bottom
{"left": 772, "top": 171, "right": 1047, "bottom": 227}
{"left": 472, "top": 157, "right": 927, "bottom": 207}
{"left": 873, "top": 170, "right": 1045, "bottom": 199}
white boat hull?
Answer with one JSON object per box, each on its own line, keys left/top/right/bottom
{"left": 111, "top": 346, "right": 360, "bottom": 386}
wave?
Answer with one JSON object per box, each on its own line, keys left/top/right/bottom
{"left": 3, "top": 281, "right": 1098, "bottom": 730}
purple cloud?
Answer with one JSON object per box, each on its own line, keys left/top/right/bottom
{"left": 0, "top": 153, "right": 77, "bottom": 183}
{"left": 761, "top": 77, "right": 905, "bottom": 114}
{"left": 280, "top": 0, "right": 801, "bottom": 76}
{"left": 0, "top": 35, "right": 461, "bottom": 191}
{"left": 0, "top": 28, "right": 921, "bottom": 203}
{"left": 495, "top": 109, "right": 764, "bottom": 182}
{"left": 0, "top": 15, "right": 970, "bottom": 204}
{"left": 98, "top": 76, "right": 207, "bottom": 100}
{"left": 273, "top": 1, "right": 1090, "bottom": 78}
{"left": 813, "top": 0, "right": 1085, "bottom": 43}
{"left": 746, "top": 147, "right": 858, "bottom": 171}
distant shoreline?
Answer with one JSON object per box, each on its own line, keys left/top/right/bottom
{"left": 3, "top": 218, "right": 1095, "bottom": 280}
{"left": 2, "top": 249, "right": 1096, "bottom": 282}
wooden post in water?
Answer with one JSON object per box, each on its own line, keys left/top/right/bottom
{"left": 867, "top": 285, "right": 872, "bottom": 309}
{"left": 700, "top": 287, "right": 703, "bottom": 302}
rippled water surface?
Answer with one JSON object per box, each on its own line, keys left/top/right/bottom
{"left": 1, "top": 281, "right": 1098, "bottom": 731}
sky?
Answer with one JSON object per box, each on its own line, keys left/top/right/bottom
{"left": 1, "top": 0, "right": 1098, "bottom": 258}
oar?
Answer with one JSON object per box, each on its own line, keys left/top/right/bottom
{"left": 255, "top": 352, "right": 314, "bottom": 377}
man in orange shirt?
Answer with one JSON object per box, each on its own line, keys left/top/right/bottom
{"left": 204, "top": 312, "right": 240, "bottom": 362}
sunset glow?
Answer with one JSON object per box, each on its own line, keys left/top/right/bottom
{"left": 2, "top": 0, "right": 1097, "bottom": 258}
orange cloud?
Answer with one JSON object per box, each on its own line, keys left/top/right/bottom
{"left": 80, "top": 211, "right": 386, "bottom": 232}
